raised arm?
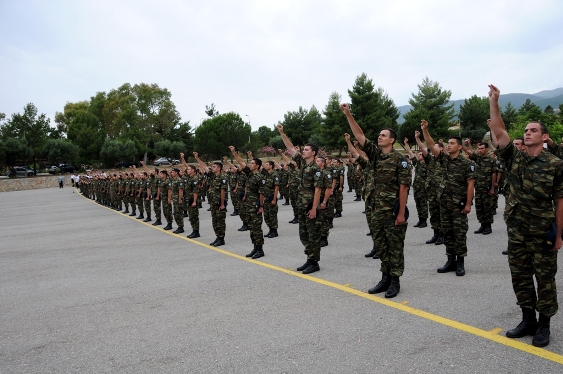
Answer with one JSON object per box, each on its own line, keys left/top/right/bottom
{"left": 276, "top": 124, "right": 298, "bottom": 157}
{"left": 193, "top": 152, "right": 210, "bottom": 173}
{"left": 462, "top": 139, "right": 474, "bottom": 157}
{"left": 278, "top": 149, "right": 291, "bottom": 163}
{"left": 340, "top": 103, "right": 366, "bottom": 146}
{"left": 420, "top": 120, "right": 441, "bottom": 157}
{"left": 414, "top": 131, "right": 428, "bottom": 157}
{"left": 229, "top": 146, "right": 246, "bottom": 169}
{"left": 344, "top": 133, "right": 359, "bottom": 159}
{"left": 404, "top": 137, "right": 414, "bottom": 159}
{"left": 488, "top": 84, "right": 510, "bottom": 149}
{"left": 180, "top": 153, "right": 189, "bottom": 168}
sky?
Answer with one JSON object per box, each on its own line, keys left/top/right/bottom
{"left": 1, "top": 0, "right": 562, "bottom": 131}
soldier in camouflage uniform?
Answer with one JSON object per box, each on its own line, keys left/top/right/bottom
{"left": 465, "top": 141, "right": 498, "bottom": 235}
{"left": 122, "top": 173, "right": 132, "bottom": 214}
{"left": 151, "top": 168, "right": 163, "bottom": 226}
{"left": 160, "top": 170, "right": 174, "bottom": 230}
{"left": 342, "top": 103, "right": 410, "bottom": 298}
{"left": 168, "top": 168, "right": 184, "bottom": 234}
{"left": 141, "top": 172, "right": 152, "bottom": 222}
{"left": 280, "top": 164, "right": 290, "bottom": 205}
{"left": 332, "top": 159, "right": 344, "bottom": 218}
{"left": 277, "top": 124, "right": 323, "bottom": 275}
{"left": 279, "top": 149, "right": 300, "bottom": 224}
{"left": 230, "top": 146, "right": 266, "bottom": 258}
{"left": 345, "top": 134, "right": 379, "bottom": 258}
{"left": 316, "top": 156, "right": 333, "bottom": 248}
{"left": 128, "top": 173, "right": 138, "bottom": 217}
{"left": 405, "top": 135, "right": 428, "bottom": 228}
{"left": 262, "top": 161, "right": 280, "bottom": 238}
{"left": 421, "top": 120, "right": 475, "bottom": 277}
{"left": 184, "top": 164, "right": 200, "bottom": 238}
{"left": 417, "top": 136, "right": 444, "bottom": 245}
{"left": 194, "top": 152, "right": 228, "bottom": 246}
{"left": 489, "top": 84, "right": 563, "bottom": 348}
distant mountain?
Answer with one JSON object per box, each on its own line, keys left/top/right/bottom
{"left": 397, "top": 88, "right": 563, "bottom": 124}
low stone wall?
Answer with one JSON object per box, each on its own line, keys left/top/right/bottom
{"left": 0, "top": 175, "right": 71, "bottom": 193}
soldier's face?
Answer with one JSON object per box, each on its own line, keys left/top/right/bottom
{"left": 447, "top": 139, "right": 461, "bottom": 154}
{"left": 477, "top": 145, "right": 487, "bottom": 156}
{"left": 302, "top": 146, "right": 315, "bottom": 159}
{"left": 378, "top": 130, "right": 394, "bottom": 147}
{"left": 513, "top": 140, "right": 524, "bottom": 150}
{"left": 316, "top": 158, "right": 325, "bottom": 169}
{"left": 249, "top": 160, "right": 259, "bottom": 172}
{"left": 524, "top": 123, "right": 547, "bottom": 146}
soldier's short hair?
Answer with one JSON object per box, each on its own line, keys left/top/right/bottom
{"left": 304, "top": 143, "right": 319, "bottom": 157}
{"left": 449, "top": 136, "right": 463, "bottom": 145}
{"left": 529, "top": 121, "right": 548, "bottom": 135}
{"left": 478, "top": 142, "right": 489, "bottom": 148}
{"left": 267, "top": 161, "right": 275, "bottom": 168}
{"left": 514, "top": 137, "right": 524, "bottom": 143}
{"left": 213, "top": 162, "right": 223, "bottom": 169}
{"left": 160, "top": 170, "right": 168, "bottom": 176}
{"left": 382, "top": 128, "right": 397, "bottom": 144}
{"left": 253, "top": 158, "right": 262, "bottom": 168}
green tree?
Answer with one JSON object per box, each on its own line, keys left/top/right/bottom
{"left": 280, "top": 106, "right": 322, "bottom": 146}
{"left": 194, "top": 112, "right": 251, "bottom": 160}
{"left": 401, "top": 77, "right": 455, "bottom": 143}
{"left": 2, "top": 103, "right": 52, "bottom": 175}
{"left": 0, "top": 138, "right": 33, "bottom": 176}
{"left": 66, "top": 108, "right": 106, "bottom": 164}
{"left": 42, "top": 139, "right": 80, "bottom": 166}
{"left": 165, "top": 121, "right": 194, "bottom": 155}
{"left": 518, "top": 99, "right": 544, "bottom": 122}
{"left": 501, "top": 102, "right": 518, "bottom": 131}
{"left": 348, "top": 74, "right": 400, "bottom": 141}
{"left": 545, "top": 105, "right": 554, "bottom": 114}
{"left": 320, "top": 92, "right": 348, "bottom": 155}
{"left": 205, "top": 103, "right": 219, "bottom": 118}
{"left": 255, "top": 125, "right": 275, "bottom": 147}
{"left": 458, "top": 95, "right": 490, "bottom": 142}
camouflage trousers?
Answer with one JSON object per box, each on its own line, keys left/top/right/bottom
{"left": 173, "top": 199, "right": 184, "bottom": 228}
{"left": 162, "top": 200, "right": 173, "bottom": 224}
{"left": 334, "top": 189, "right": 343, "bottom": 213}
{"left": 210, "top": 202, "right": 226, "bottom": 238}
{"left": 136, "top": 195, "right": 144, "bottom": 215}
{"left": 289, "top": 186, "right": 299, "bottom": 217}
{"left": 426, "top": 183, "right": 441, "bottom": 229}
{"left": 153, "top": 196, "right": 162, "bottom": 220}
{"left": 439, "top": 196, "right": 468, "bottom": 257}
{"left": 264, "top": 201, "right": 278, "bottom": 230}
{"left": 244, "top": 199, "right": 264, "bottom": 245}
{"left": 507, "top": 221, "right": 558, "bottom": 317}
{"left": 365, "top": 196, "right": 376, "bottom": 240}
{"left": 474, "top": 188, "right": 494, "bottom": 224}
{"left": 236, "top": 195, "right": 248, "bottom": 225}
{"left": 298, "top": 206, "right": 321, "bottom": 262}
{"left": 320, "top": 197, "right": 335, "bottom": 238}
{"left": 187, "top": 203, "right": 199, "bottom": 231}
{"left": 371, "top": 210, "right": 407, "bottom": 277}
{"left": 144, "top": 197, "right": 152, "bottom": 218}
{"left": 413, "top": 184, "right": 428, "bottom": 220}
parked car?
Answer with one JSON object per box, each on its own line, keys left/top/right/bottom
{"left": 58, "top": 164, "right": 77, "bottom": 173}
{"left": 171, "top": 159, "right": 180, "bottom": 165}
{"left": 5, "top": 166, "right": 33, "bottom": 177}
{"left": 153, "top": 157, "right": 171, "bottom": 166}
{"left": 48, "top": 166, "right": 59, "bottom": 174}
{"left": 115, "top": 160, "right": 139, "bottom": 168}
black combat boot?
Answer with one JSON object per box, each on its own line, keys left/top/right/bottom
{"left": 373, "top": 252, "right": 380, "bottom": 259}
{"left": 264, "top": 229, "right": 272, "bottom": 238}
{"left": 320, "top": 236, "right": 328, "bottom": 247}
{"left": 269, "top": 229, "right": 278, "bottom": 238}
{"left": 238, "top": 223, "right": 249, "bottom": 231}
{"left": 334, "top": 212, "right": 342, "bottom": 218}
{"left": 502, "top": 249, "right": 508, "bottom": 255}
{"left": 289, "top": 216, "right": 299, "bottom": 224}
{"left": 143, "top": 216, "right": 152, "bottom": 222}
{"left": 173, "top": 227, "right": 184, "bottom": 234}
{"left": 506, "top": 308, "right": 537, "bottom": 338}
{"left": 213, "top": 237, "right": 225, "bottom": 247}
{"left": 246, "top": 245, "right": 258, "bottom": 258}
{"left": 426, "top": 229, "right": 439, "bottom": 244}
{"left": 302, "top": 261, "right": 320, "bottom": 274}
{"left": 435, "top": 231, "right": 444, "bottom": 245}
{"left": 482, "top": 223, "right": 492, "bottom": 235}
{"left": 329, "top": 220, "right": 333, "bottom": 229}
{"left": 123, "top": 208, "right": 129, "bottom": 214}
{"left": 385, "top": 276, "right": 400, "bottom": 298}
{"left": 414, "top": 219, "right": 421, "bottom": 227}
{"left": 297, "top": 260, "right": 311, "bottom": 271}
{"left": 183, "top": 211, "right": 188, "bottom": 218}
{"left": 163, "top": 223, "right": 173, "bottom": 230}
{"left": 365, "top": 247, "right": 377, "bottom": 257}
{"left": 283, "top": 199, "right": 290, "bottom": 205}
{"left": 354, "top": 196, "right": 361, "bottom": 201}
{"left": 437, "top": 255, "right": 457, "bottom": 273}
{"left": 418, "top": 219, "right": 427, "bottom": 228}
{"left": 187, "top": 230, "right": 200, "bottom": 238}
{"left": 456, "top": 256, "right": 465, "bottom": 276}
{"left": 474, "top": 224, "right": 485, "bottom": 234}
{"left": 252, "top": 245, "right": 264, "bottom": 259}
{"left": 230, "top": 210, "right": 238, "bottom": 216}
{"left": 368, "top": 273, "right": 391, "bottom": 294}
{"left": 532, "top": 314, "right": 551, "bottom": 347}
{"left": 152, "top": 219, "right": 162, "bottom": 226}
{"left": 136, "top": 213, "right": 144, "bottom": 220}
{"left": 129, "top": 211, "right": 137, "bottom": 217}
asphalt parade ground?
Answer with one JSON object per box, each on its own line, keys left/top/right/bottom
{"left": 2, "top": 187, "right": 563, "bottom": 373}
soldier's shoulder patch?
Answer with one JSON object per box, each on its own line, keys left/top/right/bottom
{"left": 275, "top": 177, "right": 278, "bottom": 181}
{"left": 180, "top": 183, "right": 183, "bottom": 187}
{"left": 222, "top": 179, "right": 226, "bottom": 184}
{"left": 168, "top": 183, "right": 172, "bottom": 186}
{"left": 327, "top": 174, "right": 332, "bottom": 178}
{"left": 470, "top": 165, "right": 475, "bottom": 172}
{"left": 262, "top": 179, "right": 266, "bottom": 184}
{"left": 193, "top": 181, "right": 198, "bottom": 185}
{"left": 401, "top": 161, "right": 408, "bottom": 168}
{"left": 315, "top": 171, "right": 321, "bottom": 177}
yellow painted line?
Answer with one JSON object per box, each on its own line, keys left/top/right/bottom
{"left": 400, "top": 300, "right": 409, "bottom": 305}
{"left": 77, "top": 189, "right": 563, "bottom": 365}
